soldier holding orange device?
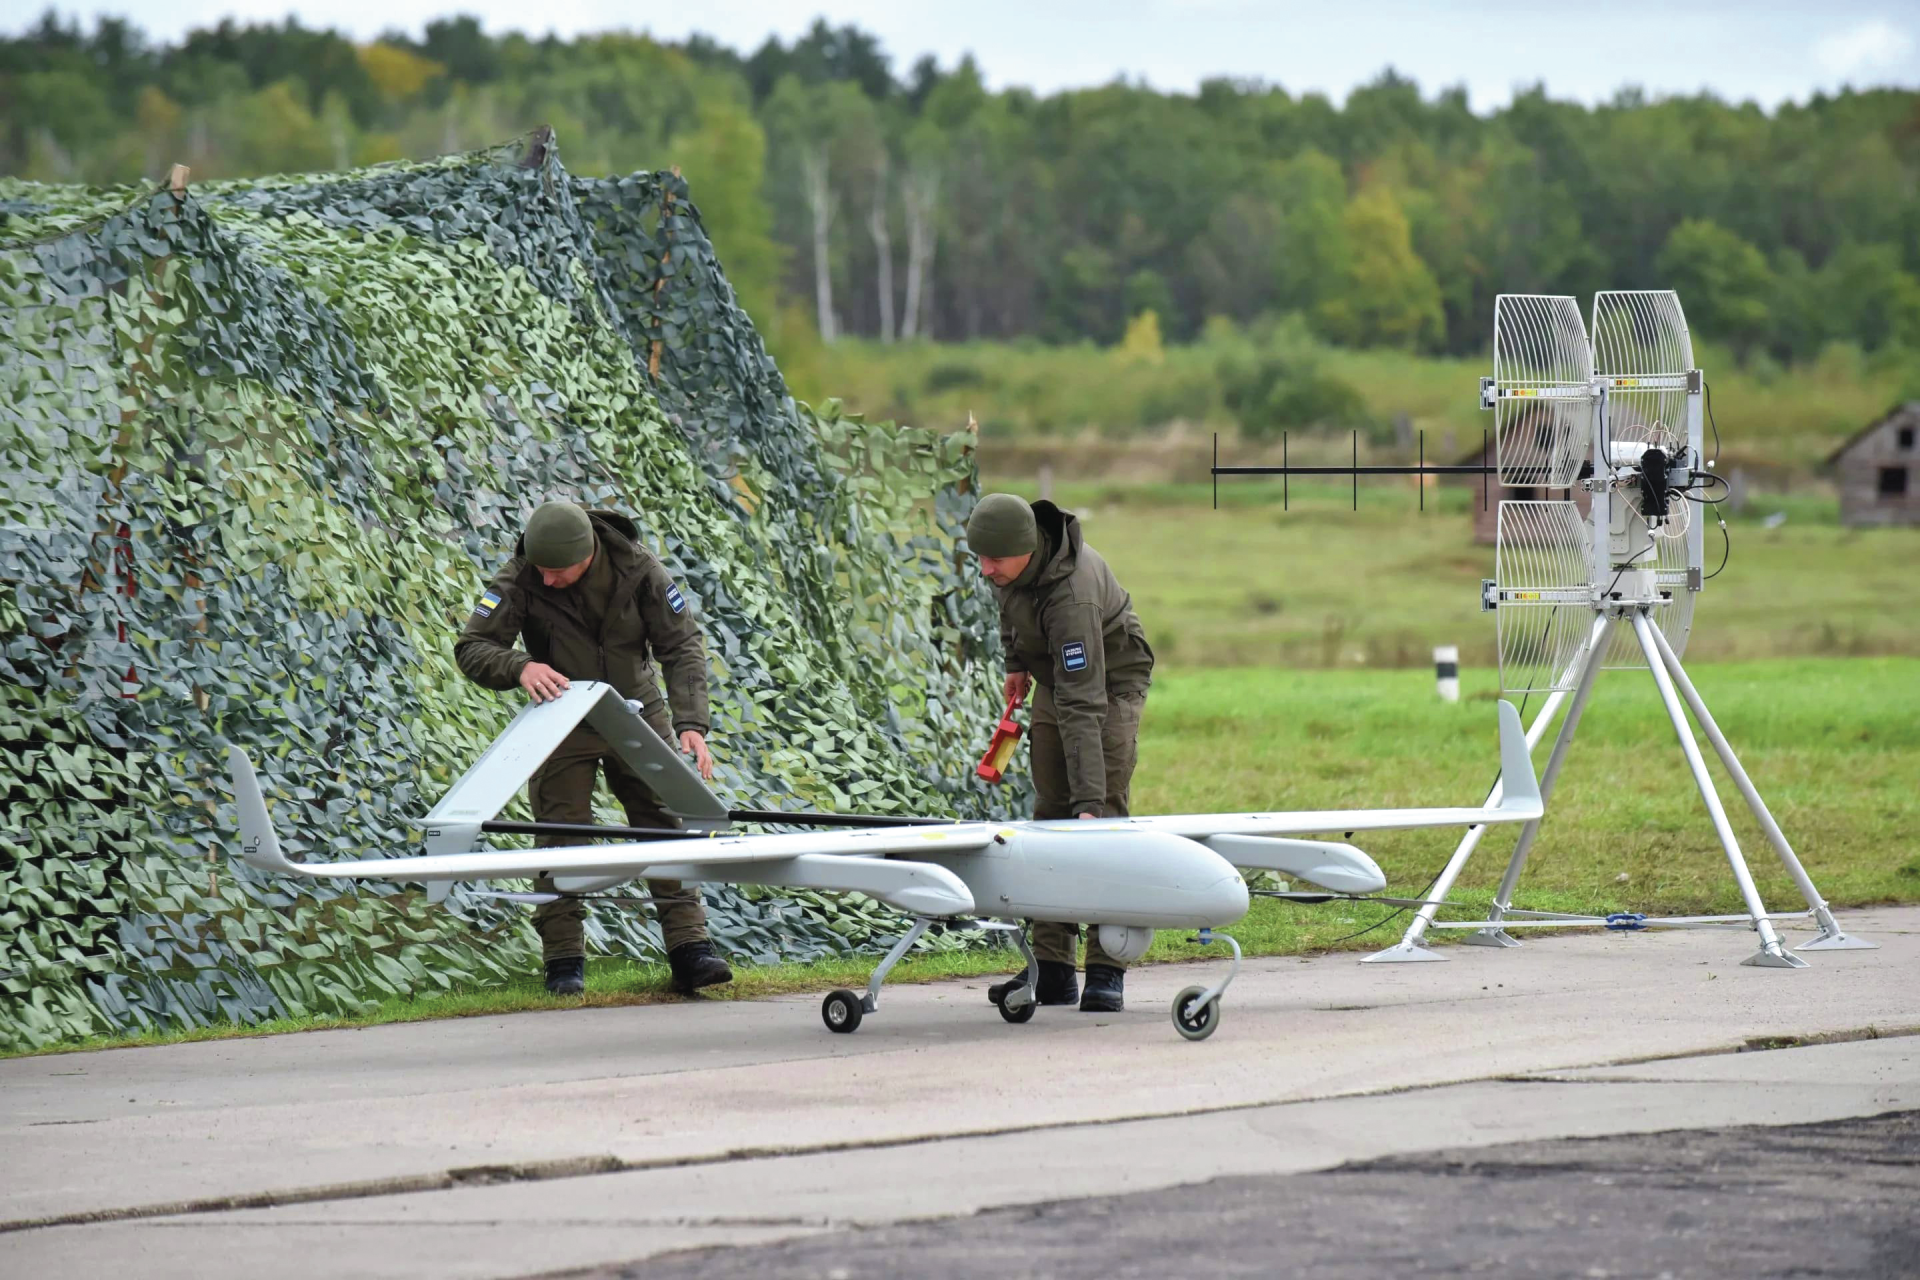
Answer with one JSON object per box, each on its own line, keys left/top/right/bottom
{"left": 965, "top": 493, "right": 1155, "bottom": 1012}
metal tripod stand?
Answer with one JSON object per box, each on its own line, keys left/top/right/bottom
{"left": 1363, "top": 607, "right": 1876, "bottom": 967}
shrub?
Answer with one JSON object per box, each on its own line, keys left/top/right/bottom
{"left": 1218, "top": 314, "right": 1373, "bottom": 441}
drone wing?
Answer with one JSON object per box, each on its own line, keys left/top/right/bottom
{"left": 1131, "top": 700, "right": 1542, "bottom": 894}
{"left": 227, "top": 746, "right": 985, "bottom": 918}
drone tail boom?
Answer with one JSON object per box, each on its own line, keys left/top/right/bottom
{"left": 1200, "top": 835, "right": 1387, "bottom": 895}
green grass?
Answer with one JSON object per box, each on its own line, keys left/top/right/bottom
{"left": 24, "top": 656, "right": 1916, "bottom": 1059}
{"left": 1136, "top": 658, "right": 1920, "bottom": 916}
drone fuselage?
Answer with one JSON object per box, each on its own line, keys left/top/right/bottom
{"left": 920, "top": 822, "right": 1250, "bottom": 928}
{"left": 562, "top": 821, "right": 1250, "bottom": 931}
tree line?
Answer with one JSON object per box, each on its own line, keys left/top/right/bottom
{"left": 6, "top": 11, "right": 1919, "bottom": 363}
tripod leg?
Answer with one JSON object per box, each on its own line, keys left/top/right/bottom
{"left": 1365, "top": 690, "right": 1569, "bottom": 964}
{"left": 1631, "top": 614, "right": 1806, "bottom": 969}
{"left": 1646, "top": 625, "right": 1874, "bottom": 953}
{"left": 1474, "top": 614, "right": 1613, "bottom": 947}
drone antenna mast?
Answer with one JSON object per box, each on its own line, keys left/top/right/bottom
{"left": 1213, "top": 290, "right": 1873, "bottom": 967}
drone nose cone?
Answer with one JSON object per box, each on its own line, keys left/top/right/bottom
{"left": 1203, "top": 870, "right": 1251, "bottom": 926}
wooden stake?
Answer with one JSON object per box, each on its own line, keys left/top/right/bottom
{"left": 168, "top": 164, "right": 190, "bottom": 194}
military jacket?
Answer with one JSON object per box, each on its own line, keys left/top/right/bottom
{"left": 455, "top": 509, "right": 710, "bottom": 734}
{"left": 993, "top": 501, "right": 1154, "bottom": 815}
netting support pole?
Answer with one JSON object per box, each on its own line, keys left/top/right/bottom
{"left": 1471, "top": 613, "right": 1615, "bottom": 944}
{"left": 1362, "top": 687, "right": 1570, "bottom": 964}
{"left": 1646, "top": 622, "right": 1873, "bottom": 954}
{"left": 1630, "top": 612, "right": 1806, "bottom": 968}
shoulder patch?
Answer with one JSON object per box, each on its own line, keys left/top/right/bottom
{"left": 1060, "top": 640, "right": 1088, "bottom": 673}
{"left": 472, "top": 589, "right": 502, "bottom": 619}
{"left": 665, "top": 582, "right": 686, "bottom": 614}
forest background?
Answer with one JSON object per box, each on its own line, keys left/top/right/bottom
{"left": 6, "top": 10, "right": 1918, "bottom": 469}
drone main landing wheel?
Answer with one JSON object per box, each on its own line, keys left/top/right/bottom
{"left": 1172, "top": 985, "right": 1220, "bottom": 1041}
{"left": 997, "top": 984, "right": 1038, "bottom": 1024}
{"left": 822, "top": 989, "right": 864, "bottom": 1034}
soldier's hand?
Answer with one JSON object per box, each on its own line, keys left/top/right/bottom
{"left": 519, "top": 662, "right": 570, "bottom": 703}
{"left": 1003, "top": 672, "right": 1032, "bottom": 706}
{"left": 680, "top": 730, "right": 716, "bottom": 781}
{"left": 1078, "top": 812, "right": 1098, "bottom": 820}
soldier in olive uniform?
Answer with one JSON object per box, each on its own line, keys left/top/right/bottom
{"left": 966, "top": 493, "right": 1155, "bottom": 1012}
{"left": 455, "top": 501, "right": 734, "bottom": 997}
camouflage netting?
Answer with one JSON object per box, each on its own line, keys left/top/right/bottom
{"left": 0, "top": 132, "right": 1026, "bottom": 1053}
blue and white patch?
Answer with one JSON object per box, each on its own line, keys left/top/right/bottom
{"left": 472, "top": 589, "right": 501, "bottom": 619}
{"left": 665, "top": 583, "right": 686, "bottom": 614}
{"left": 1060, "top": 640, "right": 1089, "bottom": 673}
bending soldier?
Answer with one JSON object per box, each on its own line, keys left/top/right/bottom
{"left": 966, "top": 493, "right": 1155, "bottom": 1012}
{"left": 455, "top": 501, "right": 734, "bottom": 997}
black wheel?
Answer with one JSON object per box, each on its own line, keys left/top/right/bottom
{"left": 1172, "top": 985, "right": 1220, "bottom": 1041}
{"left": 822, "top": 989, "right": 864, "bottom": 1034}
{"left": 997, "top": 984, "right": 1037, "bottom": 1023}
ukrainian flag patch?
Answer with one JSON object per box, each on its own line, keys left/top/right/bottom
{"left": 666, "top": 583, "right": 686, "bottom": 614}
{"left": 473, "top": 589, "right": 501, "bottom": 618}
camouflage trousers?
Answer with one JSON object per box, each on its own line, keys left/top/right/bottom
{"left": 529, "top": 718, "right": 708, "bottom": 963}
{"left": 1028, "top": 684, "right": 1147, "bottom": 970}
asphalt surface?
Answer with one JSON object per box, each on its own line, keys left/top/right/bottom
{"left": 1, "top": 906, "right": 1913, "bottom": 1279}
{"left": 585, "top": 1111, "right": 1920, "bottom": 1280}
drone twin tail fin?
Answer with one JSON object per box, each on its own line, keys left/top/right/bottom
{"left": 228, "top": 745, "right": 305, "bottom": 878}
{"left": 1491, "top": 698, "right": 1542, "bottom": 822}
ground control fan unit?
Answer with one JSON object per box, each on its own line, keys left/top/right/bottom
{"left": 1211, "top": 289, "right": 1874, "bottom": 968}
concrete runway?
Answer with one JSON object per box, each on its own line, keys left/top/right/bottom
{"left": 2, "top": 906, "right": 1915, "bottom": 1278}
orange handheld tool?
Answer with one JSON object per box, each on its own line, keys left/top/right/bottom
{"left": 975, "top": 692, "right": 1025, "bottom": 783}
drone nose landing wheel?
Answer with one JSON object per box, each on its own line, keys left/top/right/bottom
{"left": 996, "top": 984, "right": 1038, "bottom": 1023}
{"left": 1171, "top": 928, "right": 1239, "bottom": 1041}
{"left": 1172, "top": 986, "right": 1221, "bottom": 1040}
{"left": 822, "top": 989, "right": 864, "bottom": 1033}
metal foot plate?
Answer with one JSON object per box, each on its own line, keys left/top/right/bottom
{"left": 1742, "top": 945, "right": 1811, "bottom": 969}
{"left": 1796, "top": 932, "right": 1878, "bottom": 952}
{"left": 1461, "top": 928, "right": 1521, "bottom": 949}
{"left": 1360, "top": 941, "right": 1447, "bottom": 964}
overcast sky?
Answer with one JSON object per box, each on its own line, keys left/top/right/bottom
{"left": 13, "top": 1, "right": 1919, "bottom": 111}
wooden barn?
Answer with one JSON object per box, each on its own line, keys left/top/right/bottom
{"left": 1445, "top": 439, "right": 1592, "bottom": 544}
{"left": 1827, "top": 403, "right": 1920, "bottom": 527}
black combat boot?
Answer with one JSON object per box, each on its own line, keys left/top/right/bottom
{"left": 987, "top": 960, "right": 1078, "bottom": 1007}
{"left": 544, "top": 956, "right": 585, "bottom": 996}
{"left": 1079, "top": 964, "right": 1125, "bottom": 1012}
{"left": 667, "top": 940, "right": 734, "bottom": 993}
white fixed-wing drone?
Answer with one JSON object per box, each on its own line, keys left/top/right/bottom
{"left": 228, "top": 682, "right": 1539, "bottom": 1040}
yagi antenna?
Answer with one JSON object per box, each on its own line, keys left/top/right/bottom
{"left": 1211, "top": 288, "right": 1874, "bottom": 969}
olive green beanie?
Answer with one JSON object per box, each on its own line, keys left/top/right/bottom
{"left": 966, "top": 493, "right": 1038, "bottom": 558}
{"left": 524, "top": 502, "right": 595, "bottom": 568}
